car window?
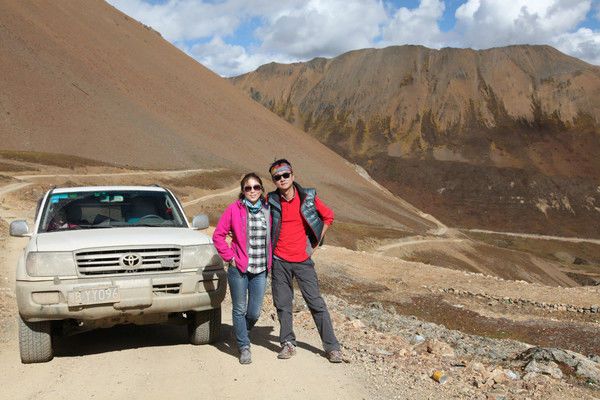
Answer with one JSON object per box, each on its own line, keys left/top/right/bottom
{"left": 39, "top": 190, "right": 186, "bottom": 232}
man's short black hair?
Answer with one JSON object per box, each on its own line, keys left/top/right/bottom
{"left": 269, "top": 158, "right": 292, "bottom": 174}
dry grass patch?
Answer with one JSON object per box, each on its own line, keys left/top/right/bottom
{"left": 162, "top": 169, "right": 244, "bottom": 190}
{"left": 0, "top": 175, "right": 15, "bottom": 183}
{"left": 0, "top": 218, "right": 9, "bottom": 238}
{"left": 0, "top": 161, "right": 38, "bottom": 172}
{"left": 326, "top": 221, "right": 411, "bottom": 251}
{"left": 463, "top": 230, "right": 600, "bottom": 284}
{"left": 184, "top": 199, "right": 233, "bottom": 227}
{"left": 0, "top": 150, "right": 117, "bottom": 169}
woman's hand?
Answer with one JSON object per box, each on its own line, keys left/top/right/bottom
{"left": 229, "top": 258, "right": 236, "bottom": 267}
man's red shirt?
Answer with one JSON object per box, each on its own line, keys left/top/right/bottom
{"left": 274, "top": 191, "right": 334, "bottom": 262}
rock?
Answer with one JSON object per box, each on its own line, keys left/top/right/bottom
{"left": 425, "top": 339, "right": 455, "bottom": 358}
{"left": 589, "top": 354, "right": 600, "bottom": 364}
{"left": 410, "top": 334, "right": 426, "bottom": 344}
{"left": 573, "top": 257, "right": 589, "bottom": 265}
{"left": 522, "top": 372, "right": 540, "bottom": 381}
{"left": 489, "top": 368, "right": 510, "bottom": 384}
{"left": 505, "top": 369, "right": 519, "bottom": 380}
{"left": 470, "top": 362, "right": 490, "bottom": 380}
{"left": 519, "top": 346, "right": 600, "bottom": 383}
{"left": 376, "top": 348, "right": 393, "bottom": 356}
{"left": 524, "top": 360, "right": 563, "bottom": 379}
{"left": 349, "top": 319, "right": 366, "bottom": 329}
{"left": 575, "top": 361, "right": 600, "bottom": 384}
{"left": 366, "top": 302, "right": 383, "bottom": 310}
{"left": 554, "top": 251, "right": 574, "bottom": 263}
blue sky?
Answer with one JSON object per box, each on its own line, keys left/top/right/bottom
{"left": 108, "top": 0, "right": 600, "bottom": 77}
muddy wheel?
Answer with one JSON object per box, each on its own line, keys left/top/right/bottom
{"left": 188, "top": 308, "right": 221, "bottom": 345}
{"left": 18, "top": 314, "right": 53, "bottom": 363}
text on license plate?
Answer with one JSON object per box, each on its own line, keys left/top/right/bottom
{"left": 67, "top": 287, "right": 120, "bottom": 306}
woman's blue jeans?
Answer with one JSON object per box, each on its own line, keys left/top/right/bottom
{"left": 227, "top": 266, "right": 267, "bottom": 351}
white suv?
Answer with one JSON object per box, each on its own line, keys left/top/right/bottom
{"left": 10, "top": 186, "right": 226, "bottom": 363}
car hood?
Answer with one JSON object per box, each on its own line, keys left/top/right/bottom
{"left": 34, "top": 227, "right": 212, "bottom": 252}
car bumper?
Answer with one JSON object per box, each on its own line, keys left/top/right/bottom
{"left": 16, "top": 268, "right": 226, "bottom": 322}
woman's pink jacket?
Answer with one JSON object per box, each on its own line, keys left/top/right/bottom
{"left": 212, "top": 200, "right": 272, "bottom": 273}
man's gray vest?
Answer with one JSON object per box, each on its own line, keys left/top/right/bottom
{"left": 268, "top": 182, "right": 324, "bottom": 252}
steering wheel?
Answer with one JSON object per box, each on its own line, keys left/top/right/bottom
{"left": 135, "top": 214, "right": 163, "bottom": 223}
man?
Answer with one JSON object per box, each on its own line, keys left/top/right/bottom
{"left": 267, "top": 159, "right": 342, "bottom": 363}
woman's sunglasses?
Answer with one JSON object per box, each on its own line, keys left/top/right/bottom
{"left": 244, "top": 185, "right": 262, "bottom": 192}
{"left": 273, "top": 172, "right": 291, "bottom": 181}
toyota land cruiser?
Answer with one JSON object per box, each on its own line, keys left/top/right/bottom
{"left": 10, "top": 185, "right": 226, "bottom": 363}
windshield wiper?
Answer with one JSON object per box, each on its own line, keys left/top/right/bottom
{"left": 78, "top": 224, "right": 114, "bottom": 229}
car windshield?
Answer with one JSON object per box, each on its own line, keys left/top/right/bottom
{"left": 39, "top": 190, "right": 187, "bottom": 232}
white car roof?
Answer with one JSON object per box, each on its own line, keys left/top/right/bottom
{"left": 51, "top": 186, "right": 168, "bottom": 194}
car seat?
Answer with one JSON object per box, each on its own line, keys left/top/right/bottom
{"left": 125, "top": 197, "right": 158, "bottom": 223}
{"left": 65, "top": 204, "right": 89, "bottom": 225}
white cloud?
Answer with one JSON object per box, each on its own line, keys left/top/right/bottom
{"left": 455, "top": 0, "right": 593, "bottom": 48}
{"left": 108, "top": 0, "right": 245, "bottom": 42}
{"left": 552, "top": 27, "right": 600, "bottom": 65}
{"left": 107, "top": 0, "right": 600, "bottom": 75}
{"left": 380, "top": 0, "right": 449, "bottom": 48}
{"left": 190, "top": 36, "right": 295, "bottom": 77}
{"left": 255, "top": 0, "right": 387, "bottom": 59}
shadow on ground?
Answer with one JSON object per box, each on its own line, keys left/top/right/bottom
{"left": 53, "top": 321, "right": 325, "bottom": 360}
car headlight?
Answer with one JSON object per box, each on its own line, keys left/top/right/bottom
{"left": 181, "top": 245, "right": 223, "bottom": 271}
{"left": 26, "top": 252, "right": 77, "bottom": 277}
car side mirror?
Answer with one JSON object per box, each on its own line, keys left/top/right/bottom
{"left": 192, "top": 214, "right": 209, "bottom": 230}
{"left": 10, "top": 220, "right": 30, "bottom": 237}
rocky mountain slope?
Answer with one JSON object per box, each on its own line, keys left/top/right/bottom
{"left": 0, "top": 0, "right": 437, "bottom": 233}
{"left": 230, "top": 45, "right": 600, "bottom": 237}
{"left": 0, "top": 1, "right": 593, "bottom": 284}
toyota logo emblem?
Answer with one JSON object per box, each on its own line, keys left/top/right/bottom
{"left": 120, "top": 253, "right": 142, "bottom": 270}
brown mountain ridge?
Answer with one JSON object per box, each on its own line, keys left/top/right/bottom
{"left": 0, "top": 0, "right": 439, "bottom": 234}
{"left": 0, "top": 1, "right": 588, "bottom": 286}
{"left": 230, "top": 45, "right": 600, "bottom": 237}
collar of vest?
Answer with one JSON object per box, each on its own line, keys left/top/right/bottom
{"left": 269, "top": 182, "right": 307, "bottom": 206}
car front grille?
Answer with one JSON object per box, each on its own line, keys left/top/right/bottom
{"left": 75, "top": 247, "right": 181, "bottom": 276}
{"left": 152, "top": 283, "right": 181, "bottom": 295}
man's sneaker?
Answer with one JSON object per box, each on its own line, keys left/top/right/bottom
{"left": 327, "top": 350, "right": 342, "bottom": 363}
{"left": 239, "top": 346, "right": 252, "bottom": 364}
{"left": 277, "top": 341, "right": 296, "bottom": 359}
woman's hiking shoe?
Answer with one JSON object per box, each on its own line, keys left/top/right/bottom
{"left": 327, "top": 350, "right": 342, "bottom": 363}
{"left": 239, "top": 346, "right": 252, "bottom": 364}
{"left": 277, "top": 342, "right": 296, "bottom": 359}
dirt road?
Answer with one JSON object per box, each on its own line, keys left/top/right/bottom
{"left": 467, "top": 228, "right": 600, "bottom": 245}
{"left": 2, "top": 164, "right": 600, "bottom": 399}
{"left": 0, "top": 171, "right": 370, "bottom": 400}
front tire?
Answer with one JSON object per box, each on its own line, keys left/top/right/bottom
{"left": 188, "top": 308, "right": 221, "bottom": 345}
{"left": 18, "top": 314, "right": 53, "bottom": 363}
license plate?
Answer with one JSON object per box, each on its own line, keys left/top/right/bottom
{"left": 67, "top": 286, "right": 120, "bottom": 306}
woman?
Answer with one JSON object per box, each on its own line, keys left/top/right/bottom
{"left": 212, "top": 173, "right": 271, "bottom": 364}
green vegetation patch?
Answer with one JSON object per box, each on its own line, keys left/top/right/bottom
{"left": 0, "top": 151, "right": 114, "bottom": 169}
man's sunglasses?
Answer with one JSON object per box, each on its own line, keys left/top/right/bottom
{"left": 244, "top": 185, "right": 262, "bottom": 192}
{"left": 273, "top": 172, "right": 291, "bottom": 181}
